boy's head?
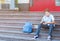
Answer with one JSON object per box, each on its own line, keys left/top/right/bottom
{"left": 44, "top": 9, "right": 50, "bottom": 17}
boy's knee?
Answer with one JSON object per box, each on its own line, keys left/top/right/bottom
{"left": 49, "top": 24, "right": 54, "bottom": 27}
{"left": 38, "top": 23, "right": 42, "bottom": 26}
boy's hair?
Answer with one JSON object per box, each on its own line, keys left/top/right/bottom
{"left": 44, "top": 8, "right": 50, "bottom": 12}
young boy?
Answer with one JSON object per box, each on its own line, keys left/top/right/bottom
{"left": 34, "top": 9, "right": 55, "bottom": 40}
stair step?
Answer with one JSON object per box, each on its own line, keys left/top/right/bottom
{"left": 0, "top": 24, "right": 60, "bottom": 31}
{"left": 0, "top": 19, "right": 59, "bottom": 23}
{"left": 0, "top": 19, "right": 59, "bottom": 21}
{"left": 33, "top": 38, "right": 60, "bottom": 41}
{"left": 0, "top": 22, "right": 59, "bottom": 25}
{"left": 0, "top": 30, "right": 60, "bottom": 37}
{"left": 0, "top": 18, "right": 41, "bottom": 21}
{"left": 33, "top": 27, "right": 60, "bottom": 32}
{"left": 0, "top": 30, "right": 59, "bottom": 40}
{"left": 0, "top": 15, "right": 59, "bottom": 18}
{"left": 0, "top": 27, "right": 59, "bottom": 34}
{"left": 0, "top": 12, "right": 60, "bottom": 16}
{"left": 0, "top": 40, "right": 5, "bottom": 41}
{"left": 0, "top": 36, "right": 60, "bottom": 41}
{"left": 0, "top": 34, "right": 35, "bottom": 40}
{"left": 0, "top": 37, "right": 35, "bottom": 41}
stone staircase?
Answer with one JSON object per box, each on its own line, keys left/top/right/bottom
{"left": 0, "top": 11, "right": 60, "bottom": 41}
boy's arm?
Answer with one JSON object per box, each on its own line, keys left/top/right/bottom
{"left": 40, "top": 16, "right": 44, "bottom": 24}
{"left": 46, "top": 21, "right": 55, "bottom": 24}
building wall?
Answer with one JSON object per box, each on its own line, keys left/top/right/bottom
{"left": 0, "top": 0, "right": 5, "bottom": 4}
{"left": 30, "top": 0, "right": 60, "bottom": 11}
{"left": 18, "top": 0, "right": 29, "bottom": 3}
{"left": 0, "top": 0, "right": 30, "bottom": 11}
{"left": 0, "top": 0, "right": 5, "bottom": 9}
{"left": 0, "top": 0, "right": 60, "bottom": 11}
{"left": 18, "top": 0, "right": 29, "bottom": 11}
{"left": 0, "top": 0, "right": 29, "bottom": 11}
{"left": 10, "top": 0, "right": 15, "bottom": 9}
{"left": 0, "top": 0, "right": 15, "bottom": 9}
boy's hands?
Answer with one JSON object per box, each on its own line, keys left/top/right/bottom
{"left": 43, "top": 22, "right": 47, "bottom": 25}
{"left": 40, "top": 21, "right": 47, "bottom": 25}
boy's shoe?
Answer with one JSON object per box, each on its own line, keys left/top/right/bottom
{"left": 47, "top": 36, "right": 52, "bottom": 41}
{"left": 34, "top": 35, "right": 39, "bottom": 39}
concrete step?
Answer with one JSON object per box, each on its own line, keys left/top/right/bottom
{"left": 0, "top": 37, "right": 60, "bottom": 41}
{"left": 0, "top": 34, "right": 35, "bottom": 41}
{"left": 0, "top": 26, "right": 60, "bottom": 31}
{"left": 0, "top": 19, "right": 59, "bottom": 24}
{"left": 0, "top": 39, "right": 6, "bottom": 41}
{"left": 0, "top": 26, "right": 60, "bottom": 33}
{"left": 0, "top": 23, "right": 60, "bottom": 31}
{"left": 0, "top": 30, "right": 59, "bottom": 40}
{"left": 0, "top": 17, "right": 59, "bottom": 20}
{"left": 0, "top": 33, "right": 35, "bottom": 41}
{"left": 0, "top": 28, "right": 60, "bottom": 37}
{"left": 0, "top": 37, "right": 35, "bottom": 41}
{"left": 0, "top": 22, "right": 59, "bottom": 26}
{"left": 0, "top": 19, "right": 59, "bottom": 25}
{"left": 0, "top": 18, "right": 59, "bottom": 23}
{"left": 0, "top": 16, "right": 59, "bottom": 20}
{"left": 0, "top": 12, "right": 60, "bottom": 16}
{"left": 0, "top": 19, "right": 59, "bottom": 22}
{"left": 0, "top": 14, "right": 59, "bottom": 17}
{"left": 0, "top": 23, "right": 23, "bottom": 26}
{"left": 0, "top": 18, "right": 41, "bottom": 20}
{"left": 0, "top": 29, "right": 59, "bottom": 37}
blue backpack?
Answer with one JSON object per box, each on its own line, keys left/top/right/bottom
{"left": 23, "top": 22, "right": 32, "bottom": 33}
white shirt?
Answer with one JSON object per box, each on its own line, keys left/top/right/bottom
{"left": 42, "top": 14, "right": 54, "bottom": 23}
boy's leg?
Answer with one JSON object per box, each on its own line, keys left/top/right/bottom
{"left": 47, "top": 24, "right": 54, "bottom": 40}
{"left": 35, "top": 24, "right": 42, "bottom": 36}
{"left": 34, "top": 24, "right": 47, "bottom": 39}
{"left": 34, "top": 24, "right": 42, "bottom": 39}
{"left": 48, "top": 24, "right": 54, "bottom": 36}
